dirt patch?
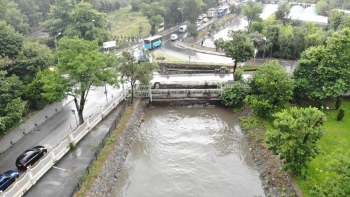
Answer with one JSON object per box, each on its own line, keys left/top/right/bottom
{"left": 236, "top": 105, "right": 303, "bottom": 197}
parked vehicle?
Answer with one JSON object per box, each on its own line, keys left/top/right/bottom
{"left": 198, "top": 16, "right": 203, "bottom": 20}
{"left": 217, "top": 5, "right": 230, "bottom": 18}
{"left": 202, "top": 18, "right": 209, "bottom": 23}
{"left": 196, "top": 21, "right": 201, "bottom": 27}
{"left": 0, "top": 170, "right": 19, "bottom": 193}
{"left": 15, "top": 146, "right": 48, "bottom": 170}
{"left": 143, "top": 35, "right": 163, "bottom": 50}
{"left": 208, "top": 9, "right": 215, "bottom": 18}
{"left": 170, "top": 34, "right": 178, "bottom": 41}
{"left": 179, "top": 25, "right": 187, "bottom": 33}
{"left": 201, "top": 14, "right": 207, "bottom": 18}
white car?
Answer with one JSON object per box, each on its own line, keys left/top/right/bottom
{"left": 170, "top": 34, "right": 178, "bottom": 41}
{"left": 196, "top": 21, "right": 201, "bottom": 27}
{"left": 198, "top": 16, "right": 203, "bottom": 20}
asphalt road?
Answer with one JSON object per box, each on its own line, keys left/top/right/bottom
{"left": 0, "top": 85, "right": 123, "bottom": 188}
{"left": 23, "top": 103, "right": 126, "bottom": 197}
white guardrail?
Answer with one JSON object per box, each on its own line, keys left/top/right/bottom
{"left": 1, "top": 93, "right": 126, "bottom": 197}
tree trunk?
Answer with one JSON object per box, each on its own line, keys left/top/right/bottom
{"left": 131, "top": 82, "right": 134, "bottom": 104}
{"left": 233, "top": 60, "right": 238, "bottom": 76}
{"left": 78, "top": 91, "right": 86, "bottom": 124}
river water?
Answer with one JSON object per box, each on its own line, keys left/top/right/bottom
{"left": 112, "top": 104, "right": 265, "bottom": 197}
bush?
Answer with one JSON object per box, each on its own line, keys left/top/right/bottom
{"left": 272, "top": 51, "right": 281, "bottom": 58}
{"left": 337, "top": 109, "right": 345, "bottom": 121}
{"left": 220, "top": 82, "right": 250, "bottom": 108}
{"left": 335, "top": 97, "right": 343, "bottom": 110}
{"left": 234, "top": 68, "right": 244, "bottom": 81}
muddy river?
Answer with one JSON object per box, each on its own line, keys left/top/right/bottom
{"left": 113, "top": 104, "right": 265, "bottom": 197}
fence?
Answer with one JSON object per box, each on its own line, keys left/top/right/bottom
{"left": 0, "top": 93, "right": 126, "bottom": 197}
{"left": 70, "top": 104, "right": 126, "bottom": 196}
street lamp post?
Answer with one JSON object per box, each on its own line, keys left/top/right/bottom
{"left": 263, "top": 37, "right": 267, "bottom": 59}
{"left": 55, "top": 32, "right": 61, "bottom": 64}
{"left": 178, "top": 7, "right": 183, "bottom": 25}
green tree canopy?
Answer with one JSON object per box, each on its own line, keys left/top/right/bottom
{"left": 141, "top": 2, "right": 166, "bottom": 35}
{"left": 0, "top": 21, "right": 24, "bottom": 59}
{"left": 221, "top": 30, "right": 254, "bottom": 73}
{"left": 242, "top": 2, "right": 263, "bottom": 32}
{"left": 245, "top": 60, "right": 294, "bottom": 118}
{"left": 65, "top": 1, "right": 110, "bottom": 42}
{"left": 0, "top": 71, "right": 25, "bottom": 115}
{"left": 294, "top": 28, "right": 350, "bottom": 101}
{"left": 7, "top": 40, "right": 54, "bottom": 84}
{"left": 41, "top": 37, "right": 119, "bottom": 124}
{"left": 42, "top": 0, "right": 75, "bottom": 38}
{"left": 266, "top": 107, "right": 326, "bottom": 176}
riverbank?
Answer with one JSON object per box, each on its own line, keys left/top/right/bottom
{"left": 237, "top": 105, "right": 303, "bottom": 197}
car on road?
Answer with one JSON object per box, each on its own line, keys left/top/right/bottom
{"left": 170, "top": 34, "right": 178, "bottom": 41}
{"left": 0, "top": 170, "right": 19, "bottom": 192}
{"left": 16, "top": 146, "right": 48, "bottom": 170}
{"left": 202, "top": 18, "right": 209, "bottom": 23}
{"left": 196, "top": 21, "right": 201, "bottom": 27}
{"left": 201, "top": 14, "right": 207, "bottom": 18}
{"left": 198, "top": 16, "right": 203, "bottom": 20}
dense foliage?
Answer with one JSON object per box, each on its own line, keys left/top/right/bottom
{"left": 266, "top": 107, "right": 326, "bottom": 175}
{"left": 311, "top": 150, "right": 350, "bottom": 196}
{"left": 245, "top": 60, "right": 295, "bottom": 118}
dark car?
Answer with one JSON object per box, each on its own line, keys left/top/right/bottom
{"left": 16, "top": 146, "right": 47, "bottom": 170}
{"left": 0, "top": 170, "right": 19, "bottom": 192}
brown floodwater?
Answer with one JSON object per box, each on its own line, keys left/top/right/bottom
{"left": 113, "top": 104, "right": 265, "bottom": 197}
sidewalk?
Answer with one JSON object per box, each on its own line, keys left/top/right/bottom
{"left": 0, "top": 99, "right": 72, "bottom": 154}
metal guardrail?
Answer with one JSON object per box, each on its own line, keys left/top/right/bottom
{"left": 0, "top": 93, "right": 127, "bottom": 197}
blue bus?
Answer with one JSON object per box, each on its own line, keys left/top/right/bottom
{"left": 143, "top": 35, "right": 162, "bottom": 50}
{"left": 217, "top": 6, "right": 229, "bottom": 18}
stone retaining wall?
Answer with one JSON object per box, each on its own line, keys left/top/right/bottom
{"left": 86, "top": 100, "right": 147, "bottom": 197}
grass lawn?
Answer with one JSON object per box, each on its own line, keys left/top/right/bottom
{"left": 106, "top": 7, "right": 151, "bottom": 38}
{"left": 296, "top": 98, "right": 350, "bottom": 196}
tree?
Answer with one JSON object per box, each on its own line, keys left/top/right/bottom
{"left": 65, "top": 1, "right": 110, "bottom": 42}
{"left": 315, "top": 0, "right": 328, "bottom": 16}
{"left": 119, "top": 50, "right": 157, "bottom": 103}
{"left": 0, "top": 21, "right": 24, "bottom": 59}
{"left": 25, "top": 69, "right": 57, "bottom": 110}
{"left": 275, "top": 3, "right": 290, "bottom": 25}
{"left": 214, "top": 38, "right": 225, "bottom": 52}
{"left": 222, "top": 30, "right": 254, "bottom": 73}
{"left": 311, "top": 150, "right": 350, "bottom": 196}
{"left": 8, "top": 40, "right": 54, "bottom": 84}
{"left": 187, "top": 24, "right": 199, "bottom": 39}
{"left": 42, "top": 0, "right": 75, "bottom": 38}
{"left": 141, "top": 2, "right": 166, "bottom": 36}
{"left": 266, "top": 107, "right": 326, "bottom": 176}
{"left": 242, "top": 2, "right": 263, "bottom": 32}
{"left": 183, "top": 0, "right": 205, "bottom": 23}
{"left": 4, "top": 1, "right": 30, "bottom": 34}
{"left": 41, "top": 37, "right": 119, "bottom": 124}
{"left": 294, "top": 28, "right": 350, "bottom": 101}
{"left": 245, "top": 60, "right": 295, "bottom": 118}
{"left": 0, "top": 71, "right": 25, "bottom": 114}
